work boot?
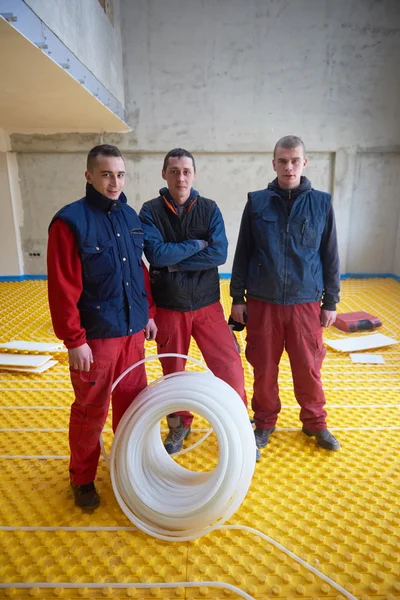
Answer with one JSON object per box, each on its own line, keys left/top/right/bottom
{"left": 254, "top": 426, "right": 276, "bottom": 449}
{"left": 164, "top": 415, "right": 191, "bottom": 454}
{"left": 70, "top": 481, "right": 100, "bottom": 509}
{"left": 302, "top": 427, "right": 340, "bottom": 451}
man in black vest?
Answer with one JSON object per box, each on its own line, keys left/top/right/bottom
{"left": 47, "top": 144, "right": 157, "bottom": 509}
{"left": 139, "top": 148, "right": 247, "bottom": 454}
{"left": 230, "top": 135, "right": 340, "bottom": 458}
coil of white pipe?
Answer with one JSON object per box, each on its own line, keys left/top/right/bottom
{"left": 110, "top": 366, "right": 256, "bottom": 542}
{"left": 104, "top": 355, "right": 358, "bottom": 599}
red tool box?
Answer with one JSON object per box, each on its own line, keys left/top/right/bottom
{"left": 334, "top": 312, "right": 382, "bottom": 333}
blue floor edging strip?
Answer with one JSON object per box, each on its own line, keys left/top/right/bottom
{"left": 340, "top": 273, "right": 400, "bottom": 282}
{"left": 220, "top": 273, "right": 400, "bottom": 282}
{"left": 0, "top": 273, "right": 399, "bottom": 282}
{"left": 0, "top": 275, "right": 48, "bottom": 282}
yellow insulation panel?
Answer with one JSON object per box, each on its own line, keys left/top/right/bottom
{"left": 0, "top": 278, "right": 399, "bottom": 599}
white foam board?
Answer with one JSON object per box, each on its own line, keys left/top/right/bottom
{"left": 350, "top": 353, "right": 385, "bottom": 364}
{"left": 0, "top": 341, "right": 65, "bottom": 352}
{"left": 0, "top": 360, "right": 59, "bottom": 373}
{"left": 0, "top": 354, "right": 54, "bottom": 367}
{"left": 325, "top": 333, "right": 398, "bottom": 353}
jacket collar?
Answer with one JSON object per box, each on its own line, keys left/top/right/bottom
{"left": 159, "top": 186, "right": 199, "bottom": 214}
{"left": 85, "top": 183, "right": 127, "bottom": 212}
{"left": 267, "top": 176, "right": 312, "bottom": 201}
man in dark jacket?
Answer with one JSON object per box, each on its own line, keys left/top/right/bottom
{"left": 230, "top": 135, "right": 340, "bottom": 458}
{"left": 47, "top": 144, "right": 157, "bottom": 509}
{"left": 139, "top": 148, "right": 246, "bottom": 454}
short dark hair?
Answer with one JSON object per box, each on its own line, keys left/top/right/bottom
{"left": 87, "top": 144, "right": 124, "bottom": 171}
{"left": 162, "top": 148, "right": 196, "bottom": 172}
{"left": 274, "top": 135, "right": 305, "bottom": 158}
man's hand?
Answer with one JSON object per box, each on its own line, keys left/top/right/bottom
{"left": 68, "top": 343, "right": 93, "bottom": 372}
{"left": 321, "top": 309, "right": 336, "bottom": 328}
{"left": 145, "top": 318, "right": 157, "bottom": 340}
{"left": 231, "top": 303, "right": 247, "bottom": 325}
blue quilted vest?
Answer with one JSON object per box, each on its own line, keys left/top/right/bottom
{"left": 51, "top": 184, "right": 148, "bottom": 339}
{"left": 246, "top": 188, "right": 331, "bottom": 304}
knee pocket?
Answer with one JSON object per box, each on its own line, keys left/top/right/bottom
{"left": 315, "top": 337, "right": 326, "bottom": 366}
{"left": 156, "top": 332, "right": 173, "bottom": 350}
{"left": 245, "top": 342, "right": 257, "bottom": 367}
{"left": 294, "top": 335, "right": 326, "bottom": 369}
{"left": 70, "top": 365, "right": 107, "bottom": 386}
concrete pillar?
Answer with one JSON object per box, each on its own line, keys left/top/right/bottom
{"left": 394, "top": 221, "right": 400, "bottom": 277}
{"left": 332, "top": 148, "right": 357, "bottom": 275}
{"left": 0, "top": 131, "right": 24, "bottom": 276}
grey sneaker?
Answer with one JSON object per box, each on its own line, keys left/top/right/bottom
{"left": 164, "top": 415, "right": 191, "bottom": 454}
{"left": 256, "top": 447, "right": 261, "bottom": 461}
{"left": 254, "top": 426, "right": 276, "bottom": 449}
{"left": 302, "top": 427, "right": 340, "bottom": 451}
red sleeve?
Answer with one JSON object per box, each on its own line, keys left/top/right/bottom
{"left": 47, "top": 219, "right": 87, "bottom": 349}
{"left": 141, "top": 261, "right": 156, "bottom": 319}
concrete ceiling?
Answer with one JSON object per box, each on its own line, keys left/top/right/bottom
{"left": 0, "top": 18, "right": 130, "bottom": 134}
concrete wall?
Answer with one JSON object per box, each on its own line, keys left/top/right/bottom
{"left": 8, "top": 0, "right": 400, "bottom": 277}
{"left": 122, "top": 0, "right": 400, "bottom": 151}
{"left": 119, "top": 0, "right": 400, "bottom": 274}
{"left": 17, "top": 151, "right": 85, "bottom": 275}
{"left": 24, "top": 0, "right": 125, "bottom": 105}
{"left": 0, "top": 149, "right": 24, "bottom": 277}
{"left": 347, "top": 152, "right": 400, "bottom": 274}
{"left": 395, "top": 220, "right": 400, "bottom": 277}
{"left": 14, "top": 146, "right": 333, "bottom": 274}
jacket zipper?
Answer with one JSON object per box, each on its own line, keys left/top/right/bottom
{"left": 283, "top": 190, "right": 291, "bottom": 305}
{"left": 301, "top": 220, "right": 306, "bottom": 244}
{"left": 181, "top": 210, "right": 193, "bottom": 311}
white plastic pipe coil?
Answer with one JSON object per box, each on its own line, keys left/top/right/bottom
{"left": 109, "top": 354, "right": 256, "bottom": 541}
{"left": 103, "top": 353, "right": 357, "bottom": 599}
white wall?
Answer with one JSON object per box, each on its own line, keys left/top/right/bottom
{"left": 15, "top": 148, "right": 333, "bottom": 274}
{"left": 122, "top": 0, "right": 400, "bottom": 151}
{"left": 17, "top": 152, "right": 85, "bottom": 275}
{"left": 8, "top": 0, "right": 400, "bottom": 277}
{"left": 347, "top": 153, "right": 400, "bottom": 274}
{"left": 0, "top": 129, "right": 9, "bottom": 153}
{"left": 24, "top": 0, "right": 125, "bottom": 105}
{"left": 0, "top": 151, "right": 24, "bottom": 276}
{"left": 120, "top": 0, "right": 400, "bottom": 274}
{"left": 394, "top": 220, "right": 400, "bottom": 278}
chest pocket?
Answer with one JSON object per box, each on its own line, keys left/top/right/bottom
{"left": 81, "top": 240, "right": 115, "bottom": 278}
{"left": 130, "top": 228, "right": 144, "bottom": 264}
{"left": 254, "top": 213, "right": 279, "bottom": 240}
{"left": 257, "top": 212, "right": 278, "bottom": 224}
{"left": 190, "top": 227, "right": 208, "bottom": 240}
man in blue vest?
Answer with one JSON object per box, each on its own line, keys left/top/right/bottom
{"left": 47, "top": 144, "right": 157, "bottom": 509}
{"left": 230, "top": 136, "right": 340, "bottom": 458}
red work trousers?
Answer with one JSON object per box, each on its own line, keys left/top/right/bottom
{"left": 68, "top": 332, "right": 146, "bottom": 485}
{"left": 155, "top": 302, "right": 247, "bottom": 427}
{"left": 246, "top": 299, "right": 327, "bottom": 431}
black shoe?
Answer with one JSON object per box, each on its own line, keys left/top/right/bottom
{"left": 254, "top": 426, "right": 276, "bottom": 449}
{"left": 302, "top": 427, "right": 340, "bottom": 451}
{"left": 71, "top": 481, "right": 100, "bottom": 509}
{"left": 164, "top": 415, "right": 191, "bottom": 454}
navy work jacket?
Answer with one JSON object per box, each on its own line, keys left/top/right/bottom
{"left": 51, "top": 184, "right": 148, "bottom": 339}
{"left": 231, "top": 188, "right": 332, "bottom": 305}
